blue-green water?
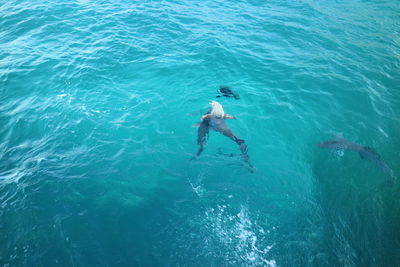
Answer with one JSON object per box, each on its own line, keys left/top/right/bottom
{"left": 1, "top": 0, "right": 400, "bottom": 266}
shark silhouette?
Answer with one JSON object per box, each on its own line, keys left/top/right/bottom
{"left": 318, "top": 135, "right": 395, "bottom": 178}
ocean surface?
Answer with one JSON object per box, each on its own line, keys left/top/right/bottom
{"left": 1, "top": 0, "right": 399, "bottom": 266}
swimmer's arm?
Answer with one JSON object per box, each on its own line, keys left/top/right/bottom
{"left": 201, "top": 114, "right": 212, "bottom": 120}
{"left": 223, "top": 114, "right": 236, "bottom": 120}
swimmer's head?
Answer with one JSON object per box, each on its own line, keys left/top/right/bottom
{"left": 210, "top": 100, "right": 224, "bottom": 118}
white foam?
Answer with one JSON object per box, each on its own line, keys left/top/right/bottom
{"left": 203, "top": 204, "right": 277, "bottom": 266}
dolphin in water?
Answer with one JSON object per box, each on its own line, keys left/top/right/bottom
{"left": 216, "top": 86, "right": 240, "bottom": 100}
{"left": 318, "top": 135, "right": 395, "bottom": 178}
{"left": 194, "top": 101, "right": 254, "bottom": 172}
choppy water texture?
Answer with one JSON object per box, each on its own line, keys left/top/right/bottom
{"left": 1, "top": 0, "right": 400, "bottom": 266}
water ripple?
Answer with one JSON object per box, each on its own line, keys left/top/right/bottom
{"left": 1, "top": 0, "right": 400, "bottom": 265}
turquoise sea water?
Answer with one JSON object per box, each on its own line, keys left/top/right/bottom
{"left": 1, "top": 0, "right": 400, "bottom": 266}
